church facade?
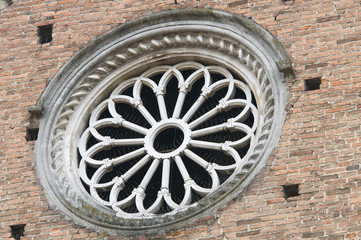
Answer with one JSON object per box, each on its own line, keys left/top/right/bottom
{"left": 1, "top": 0, "right": 361, "bottom": 239}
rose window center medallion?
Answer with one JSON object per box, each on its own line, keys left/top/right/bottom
{"left": 78, "top": 62, "right": 258, "bottom": 217}
{"left": 144, "top": 118, "right": 191, "bottom": 159}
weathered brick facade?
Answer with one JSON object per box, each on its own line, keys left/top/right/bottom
{"left": 1, "top": 0, "right": 361, "bottom": 239}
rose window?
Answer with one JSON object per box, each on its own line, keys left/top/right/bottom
{"left": 78, "top": 62, "right": 258, "bottom": 217}
{"left": 36, "top": 9, "right": 292, "bottom": 235}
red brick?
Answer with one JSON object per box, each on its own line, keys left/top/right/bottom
{"left": 2, "top": 0, "right": 361, "bottom": 239}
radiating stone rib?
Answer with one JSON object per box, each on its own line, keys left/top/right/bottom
{"left": 182, "top": 95, "right": 207, "bottom": 123}
{"left": 191, "top": 120, "right": 253, "bottom": 149}
{"left": 174, "top": 155, "right": 192, "bottom": 182}
{"left": 133, "top": 77, "right": 158, "bottom": 125}
{"left": 139, "top": 158, "right": 160, "bottom": 190}
{"left": 135, "top": 158, "right": 161, "bottom": 214}
{"left": 172, "top": 91, "right": 186, "bottom": 119}
{"left": 187, "top": 80, "right": 234, "bottom": 129}
{"left": 189, "top": 139, "right": 222, "bottom": 151}
{"left": 174, "top": 155, "right": 192, "bottom": 206}
{"left": 121, "top": 154, "right": 152, "bottom": 182}
{"left": 157, "top": 94, "right": 168, "bottom": 120}
{"left": 91, "top": 117, "right": 148, "bottom": 137}
{"left": 161, "top": 158, "right": 171, "bottom": 189}
{"left": 83, "top": 138, "right": 144, "bottom": 161}
{"left": 188, "top": 107, "right": 219, "bottom": 130}
{"left": 173, "top": 67, "right": 210, "bottom": 119}
{"left": 108, "top": 94, "right": 157, "bottom": 126}
{"left": 111, "top": 147, "right": 146, "bottom": 165}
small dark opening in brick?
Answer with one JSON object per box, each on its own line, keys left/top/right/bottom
{"left": 305, "top": 77, "right": 321, "bottom": 91}
{"left": 6, "top": 0, "right": 13, "bottom": 5}
{"left": 10, "top": 224, "right": 25, "bottom": 240}
{"left": 26, "top": 126, "right": 39, "bottom": 141}
{"left": 38, "top": 24, "right": 53, "bottom": 44}
{"left": 283, "top": 184, "right": 299, "bottom": 199}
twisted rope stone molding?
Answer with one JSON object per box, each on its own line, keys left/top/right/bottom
{"left": 35, "top": 9, "right": 293, "bottom": 235}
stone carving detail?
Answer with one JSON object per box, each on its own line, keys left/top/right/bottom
{"left": 36, "top": 9, "right": 291, "bottom": 234}
{"left": 50, "top": 32, "right": 274, "bottom": 217}
{"left": 78, "top": 62, "right": 258, "bottom": 217}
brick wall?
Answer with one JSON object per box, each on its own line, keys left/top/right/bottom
{"left": 1, "top": 0, "right": 360, "bottom": 239}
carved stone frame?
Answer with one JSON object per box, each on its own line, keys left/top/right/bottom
{"left": 36, "top": 9, "right": 293, "bottom": 235}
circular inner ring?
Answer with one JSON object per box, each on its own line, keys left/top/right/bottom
{"left": 144, "top": 118, "right": 191, "bottom": 159}
{"left": 153, "top": 127, "right": 184, "bottom": 153}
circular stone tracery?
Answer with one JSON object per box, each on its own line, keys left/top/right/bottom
{"left": 78, "top": 62, "right": 258, "bottom": 217}
{"left": 36, "top": 9, "right": 292, "bottom": 235}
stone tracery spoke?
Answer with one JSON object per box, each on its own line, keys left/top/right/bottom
{"left": 191, "top": 121, "right": 253, "bottom": 148}
{"left": 109, "top": 154, "right": 152, "bottom": 205}
{"left": 183, "top": 79, "right": 234, "bottom": 124}
{"left": 181, "top": 95, "right": 207, "bottom": 123}
{"left": 157, "top": 67, "right": 184, "bottom": 120}
{"left": 79, "top": 148, "right": 147, "bottom": 177}
{"left": 172, "top": 64, "right": 211, "bottom": 119}
{"left": 90, "top": 118, "right": 148, "bottom": 137}
{"left": 96, "top": 99, "right": 150, "bottom": 135}
{"left": 78, "top": 148, "right": 147, "bottom": 186}
{"left": 187, "top": 141, "right": 240, "bottom": 171}
{"left": 84, "top": 137, "right": 145, "bottom": 158}
{"left": 135, "top": 158, "right": 161, "bottom": 214}
{"left": 173, "top": 155, "right": 194, "bottom": 206}
{"left": 109, "top": 94, "right": 157, "bottom": 126}
{"left": 145, "top": 158, "right": 173, "bottom": 213}
{"left": 180, "top": 151, "right": 220, "bottom": 191}
{"left": 138, "top": 158, "right": 160, "bottom": 190}
{"left": 118, "top": 154, "right": 152, "bottom": 185}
